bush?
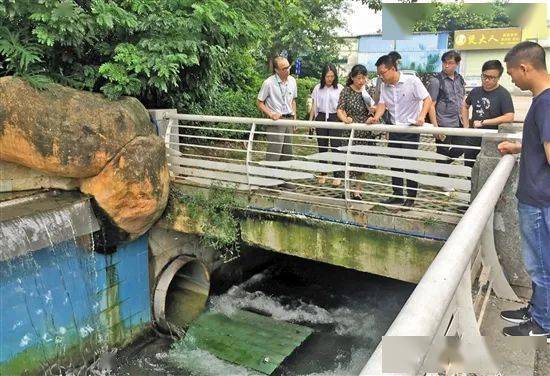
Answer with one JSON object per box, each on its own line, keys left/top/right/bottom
{"left": 171, "top": 184, "right": 244, "bottom": 260}
{"left": 183, "top": 75, "right": 319, "bottom": 141}
{"left": 296, "top": 76, "right": 319, "bottom": 120}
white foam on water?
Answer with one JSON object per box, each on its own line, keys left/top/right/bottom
{"left": 300, "top": 347, "right": 372, "bottom": 376}
{"left": 167, "top": 340, "right": 253, "bottom": 376}
{"left": 239, "top": 269, "right": 270, "bottom": 289}
{"left": 19, "top": 334, "right": 31, "bottom": 347}
{"left": 209, "top": 281, "right": 377, "bottom": 340}
{"left": 329, "top": 307, "right": 377, "bottom": 338}
{"left": 210, "top": 287, "right": 333, "bottom": 324}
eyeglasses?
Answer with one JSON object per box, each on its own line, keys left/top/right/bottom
{"left": 481, "top": 74, "right": 499, "bottom": 81}
{"left": 278, "top": 65, "right": 291, "bottom": 72}
{"left": 377, "top": 69, "right": 390, "bottom": 77}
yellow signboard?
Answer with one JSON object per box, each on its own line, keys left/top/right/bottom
{"left": 454, "top": 28, "right": 522, "bottom": 50}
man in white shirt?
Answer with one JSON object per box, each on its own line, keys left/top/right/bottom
{"left": 368, "top": 54, "right": 432, "bottom": 209}
{"left": 257, "top": 56, "right": 298, "bottom": 162}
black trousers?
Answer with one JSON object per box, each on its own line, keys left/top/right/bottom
{"left": 315, "top": 112, "right": 345, "bottom": 178}
{"left": 435, "top": 135, "right": 467, "bottom": 177}
{"left": 315, "top": 113, "right": 343, "bottom": 152}
{"left": 388, "top": 132, "right": 420, "bottom": 199}
{"left": 463, "top": 136, "right": 482, "bottom": 169}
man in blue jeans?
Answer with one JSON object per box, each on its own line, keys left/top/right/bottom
{"left": 498, "top": 41, "right": 550, "bottom": 340}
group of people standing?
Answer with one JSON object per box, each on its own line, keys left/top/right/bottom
{"left": 258, "top": 41, "right": 550, "bottom": 340}
{"left": 257, "top": 48, "right": 515, "bottom": 209}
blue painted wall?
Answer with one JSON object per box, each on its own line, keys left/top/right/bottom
{"left": 0, "top": 235, "right": 150, "bottom": 374}
{"left": 357, "top": 32, "right": 450, "bottom": 73}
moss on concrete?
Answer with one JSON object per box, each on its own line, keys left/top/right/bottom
{"left": 164, "top": 199, "right": 444, "bottom": 283}
{"left": 240, "top": 216, "right": 442, "bottom": 284}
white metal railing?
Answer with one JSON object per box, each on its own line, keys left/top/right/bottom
{"left": 361, "top": 154, "right": 518, "bottom": 374}
{"left": 163, "top": 113, "right": 503, "bottom": 218}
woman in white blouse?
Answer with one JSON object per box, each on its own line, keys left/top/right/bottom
{"left": 308, "top": 64, "right": 344, "bottom": 187}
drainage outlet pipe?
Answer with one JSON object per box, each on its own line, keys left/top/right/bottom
{"left": 153, "top": 255, "right": 210, "bottom": 334}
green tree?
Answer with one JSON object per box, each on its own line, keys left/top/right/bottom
{"left": 413, "top": 1, "right": 512, "bottom": 35}
{"left": 0, "top": 0, "right": 267, "bottom": 107}
{"left": 0, "top": 0, "right": 351, "bottom": 112}
{"left": 360, "top": 0, "right": 418, "bottom": 12}
{"left": 261, "top": 0, "right": 346, "bottom": 78}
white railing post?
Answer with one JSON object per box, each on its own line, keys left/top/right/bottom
{"left": 344, "top": 128, "right": 354, "bottom": 208}
{"left": 454, "top": 263, "right": 480, "bottom": 337}
{"left": 163, "top": 112, "right": 176, "bottom": 151}
{"left": 246, "top": 123, "right": 256, "bottom": 195}
{"left": 481, "top": 211, "right": 520, "bottom": 301}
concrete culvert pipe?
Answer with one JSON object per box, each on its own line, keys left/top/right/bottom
{"left": 153, "top": 255, "right": 210, "bottom": 334}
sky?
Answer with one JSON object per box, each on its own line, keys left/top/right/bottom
{"left": 338, "top": 1, "right": 381, "bottom": 37}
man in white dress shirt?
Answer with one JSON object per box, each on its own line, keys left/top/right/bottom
{"left": 368, "top": 54, "right": 432, "bottom": 209}
{"left": 257, "top": 56, "right": 298, "bottom": 162}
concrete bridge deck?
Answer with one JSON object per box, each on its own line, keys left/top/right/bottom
{"left": 163, "top": 183, "right": 445, "bottom": 284}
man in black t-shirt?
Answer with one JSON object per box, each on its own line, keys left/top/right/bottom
{"left": 461, "top": 60, "right": 515, "bottom": 168}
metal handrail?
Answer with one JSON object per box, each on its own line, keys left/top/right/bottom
{"left": 361, "top": 154, "right": 517, "bottom": 375}
{"left": 166, "top": 113, "right": 500, "bottom": 137}
{"left": 163, "top": 113, "right": 524, "bottom": 218}
{"left": 162, "top": 112, "right": 520, "bottom": 371}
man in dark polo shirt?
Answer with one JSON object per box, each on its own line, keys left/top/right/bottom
{"left": 462, "top": 60, "right": 515, "bottom": 168}
{"left": 428, "top": 50, "right": 467, "bottom": 186}
{"left": 498, "top": 41, "right": 550, "bottom": 339}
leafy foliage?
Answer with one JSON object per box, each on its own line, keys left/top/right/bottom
{"left": 262, "top": 0, "right": 346, "bottom": 77}
{"left": 172, "top": 184, "right": 244, "bottom": 260}
{"left": 0, "top": 26, "right": 52, "bottom": 89}
{"left": 360, "top": 0, "right": 418, "bottom": 12}
{"left": 0, "top": 0, "right": 353, "bottom": 112}
{"left": 185, "top": 76, "right": 319, "bottom": 141}
{"left": 413, "top": 1, "right": 512, "bottom": 34}
{"left": 296, "top": 76, "right": 319, "bottom": 120}
{"left": 0, "top": 0, "right": 266, "bottom": 104}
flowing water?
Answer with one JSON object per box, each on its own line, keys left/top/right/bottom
{"left": 112, "top": 253, "right": 415, "bottom": 376}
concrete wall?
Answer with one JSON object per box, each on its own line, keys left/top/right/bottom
{"left": 163, "top": 201, "right": 443, "bottom": 284}
{"left": 240, "top": 214, "right": 442, "bottom": 284}
{"left": 471, "top": 124, "right": 530, "bottom": 298}
{"left": 0, "top": 236, "right": 151, "bottom": 374}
